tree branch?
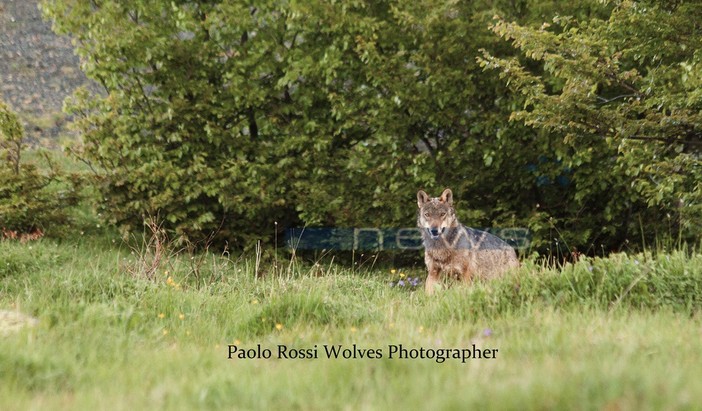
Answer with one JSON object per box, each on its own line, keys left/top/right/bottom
{"left": 419, "top": 136, "right": 436, "bottom": 157}
{"left": 627, "top": 135, "right": 702, "bottom": 147}
{"left": 597, "top": 94, "right": 637, "bottom": 105}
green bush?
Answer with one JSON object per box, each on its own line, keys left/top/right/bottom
{"left": 41, "top": 0, "right": 701, "bottom": 252}
{"left": 0, "top": 100, "right": 81, "bottom": 235}
{"left": 479, "top": 0, "right": 702, "bottom": 250}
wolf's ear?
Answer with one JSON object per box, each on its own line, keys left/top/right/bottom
{"left": 439, "top": 188, "right": 453, "bottom": 205}
{"left": 417, "top": 190, "right": 430, "bottom": 208}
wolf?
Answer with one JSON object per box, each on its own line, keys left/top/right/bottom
{"left": 417, "top": 189, "right": 519, "bottom": 294}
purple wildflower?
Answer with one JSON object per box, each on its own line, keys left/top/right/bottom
{"left": 483, "top": 328, "right": 493, "bottom": 337}
{"left": 397, "top": 279, "right": 406, "bottom": 287}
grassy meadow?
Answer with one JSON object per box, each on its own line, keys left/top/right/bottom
{"left": 2, "top": 231, "right": 702, "bottom": 410}
{"left": 2, "top": 148, "right": 702, "bottom": 409}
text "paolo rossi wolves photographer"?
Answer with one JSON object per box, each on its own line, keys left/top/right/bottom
{"left": 228, "top": 343, "right": 498, "bottom": 364}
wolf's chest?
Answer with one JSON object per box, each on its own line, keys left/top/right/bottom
{"left": 426, "top": 248, "right": 471, "bottom": 274}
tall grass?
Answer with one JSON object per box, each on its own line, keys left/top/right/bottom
{"left": 1, "top": 236, "right": 701, "bottom": 410}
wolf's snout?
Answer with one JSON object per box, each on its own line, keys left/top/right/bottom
{"left": 429, "top": 227, "right": 441, "bottom": 238}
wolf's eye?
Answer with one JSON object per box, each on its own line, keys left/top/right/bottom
{"left": 423, "top": 213, "right": 429, "bottom": 218}
{"left": 440, "top": 212, "right": 446, "bottom": 217}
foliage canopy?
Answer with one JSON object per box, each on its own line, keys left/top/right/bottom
{"left": 41, "top": 0, "right": 701, "bottom": 252}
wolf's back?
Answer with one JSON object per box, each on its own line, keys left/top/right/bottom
{"left": 463, "top": 226, "right": 519, "bottom": 279}
{"left": 463, "top": 227, "right": 514, "bottom": 250}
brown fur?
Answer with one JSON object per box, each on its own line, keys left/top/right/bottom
{"left": 417, "top": 189, "right": 519, "bottom": 294}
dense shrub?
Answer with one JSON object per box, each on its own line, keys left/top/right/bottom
{"left": 41, "top": 0, "right": 700, "bottom": 251}
{"left": 479, "top": 0, "right": 702, "bottom": 250}
{"left": 0, "top": 100, "right": 81, "bottom": 234}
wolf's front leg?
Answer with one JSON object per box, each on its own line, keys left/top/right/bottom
{"left": 425, "top": 267, "right": 441, "bottom": 295}
{"left": 459, "top": 260, "right": 474, "bottom": 284}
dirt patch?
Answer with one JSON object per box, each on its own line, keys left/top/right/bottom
{"left": 0, "top": 310, "right": 38, "bottom": 335}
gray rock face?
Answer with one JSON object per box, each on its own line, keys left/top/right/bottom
{"left": 0, "top": 0, "right": 95, "bottom": 145}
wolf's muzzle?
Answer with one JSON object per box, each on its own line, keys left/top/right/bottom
{"left": 429, "top": 227, "right": 442, "bottom": 239}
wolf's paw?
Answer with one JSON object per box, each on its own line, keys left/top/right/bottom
{"left": 425, "top": 282, "right": 444, "bottom": 295}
